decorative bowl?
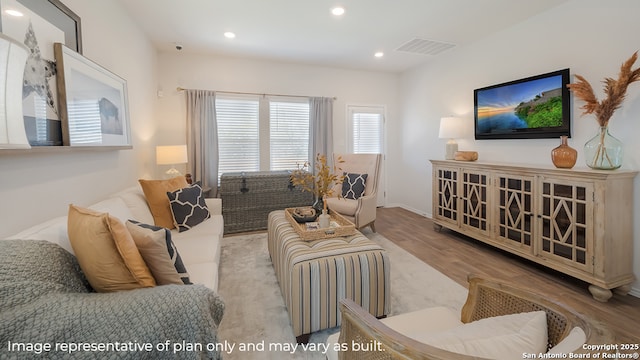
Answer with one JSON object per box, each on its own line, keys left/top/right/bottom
{"left": 291, "top": 207, "right": 319, "bottom": 223}
{"left": 454, "top": 151, "right": 478, "bottom": 161}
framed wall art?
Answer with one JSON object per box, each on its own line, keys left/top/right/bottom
{"left": 54, "top": 43, "right": 132, "bottom": 147}
{"left": 0, "top": 0, "right": 82, "bottom": 146}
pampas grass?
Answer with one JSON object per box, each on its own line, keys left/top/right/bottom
{"left": 568, "top": 51, "right": 640, "bottom": 126}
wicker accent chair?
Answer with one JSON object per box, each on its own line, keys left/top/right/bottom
{"left": 336, "top": 275, "right": 614, "bottom": 359}
{"left": 325, "top": 153, "right": 381, "bottom": 232}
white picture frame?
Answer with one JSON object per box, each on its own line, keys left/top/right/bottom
{"left": 54, "top": 43, "right": 131, "bottom": 147}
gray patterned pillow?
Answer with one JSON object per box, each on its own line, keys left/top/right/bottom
{"left": 167, "top": 183, "right": 211, "bottom": 232}
{"left": 126, "top": 220, "right": 191, "bottom": 285}
{"left": 341, "top": 173, "right": 368, "bottom": 200}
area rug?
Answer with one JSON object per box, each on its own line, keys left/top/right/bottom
{"left": 215, "top": 229, "right": 467, "bottom": 359}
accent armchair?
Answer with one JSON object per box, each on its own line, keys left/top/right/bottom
{"left": 328, "top": 275, "right": 614, "bottom": 360}
{"left": 325, "top": 153, "right": 381, "bottom": 232}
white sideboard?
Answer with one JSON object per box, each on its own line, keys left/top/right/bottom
{"left": 430, "top": 160, "right": 637, "bottom": 302}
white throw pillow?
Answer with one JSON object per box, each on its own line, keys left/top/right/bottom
{"left": 111, "top": 186, "right": 155, "bottom": 225}
{"left": 413, "top": 311, "right": 548, "bottom": 360}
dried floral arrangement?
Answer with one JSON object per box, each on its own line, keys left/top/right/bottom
{"left": 567, "top": 51, "right": 640, "bottom": 126}
{"left": 290, "top": 154, "right": 345, "bottom": 200}
{"left": 567, "top": 51, "right": 640, "bottom": 169}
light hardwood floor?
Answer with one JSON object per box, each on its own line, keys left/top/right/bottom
{"left": 375, "top": 207, "right": 640, "bottom": 344}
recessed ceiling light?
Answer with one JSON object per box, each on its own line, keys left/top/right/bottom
{"left": 224, "top": 32, "right": 236, "bottom": 39}
{"left": 5, "top": 9, "right": 23, "bottom": 17}
{"left": 374, "top": 52, "right": 384, "bottom": 58}
{"left": 331, "top": 6, "right": 345, "bottom": 16}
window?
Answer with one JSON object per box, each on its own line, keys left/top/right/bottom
{"left": 348, "top": 105, "right": 384, "bottom": 154}
{"left": 216, "top": 95, "right": 260, "bottom": 177}
{"left": 215, "top": 94, "right": 310, "bottom": 180}
{"left": 270, "top": 100, "right": 310, "bottom": 170}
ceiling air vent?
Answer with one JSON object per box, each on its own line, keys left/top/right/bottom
{"left": 395, "top": 38, "right": 455, "bottom": 56}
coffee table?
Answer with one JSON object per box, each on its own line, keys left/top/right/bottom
{"left": 267, "top": 210, "right": 390, "bottom": 343}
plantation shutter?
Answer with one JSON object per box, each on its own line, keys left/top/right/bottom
{"left": 269, "top": 99, "right": 310, "bottom": 170}
{"left": 215, "top": 94, "right": 260, "bottom": 180}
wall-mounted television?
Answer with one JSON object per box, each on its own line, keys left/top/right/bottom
{"left": 474, "top": 69, "right": 570, "bottom": 140}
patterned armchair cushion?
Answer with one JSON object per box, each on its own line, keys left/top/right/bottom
{"left": 341, "top": 172, "right": 368, "bottom": 200}
{"left": 167, "top": 183, "right": 211, "bottom": 232}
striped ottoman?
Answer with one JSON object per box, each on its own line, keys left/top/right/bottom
{"left": 267, "top": 210, "right": 390, "bottom": 342}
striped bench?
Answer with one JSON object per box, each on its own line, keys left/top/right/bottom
{"left": 267, "top": 210, "right": 390, "bottom": 342}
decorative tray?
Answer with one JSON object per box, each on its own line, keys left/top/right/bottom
{"left": 284, "top": 207, "right": 356, "bottom": 241}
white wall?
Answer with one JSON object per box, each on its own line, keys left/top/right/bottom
{"left": 394, "top": 0, "right": 640, "bottom": 293}
{"left": 0, "top": 1, "right": 158, "bottom": 238}
{"left": 154, "top": 52, "right": 399, "bottom": 178}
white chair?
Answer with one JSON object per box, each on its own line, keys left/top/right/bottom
{"left": 325, "top": 153, "right": 381, "bottom": 232}
{"left": 326, "top": 275, "right": 614, "bottom": 360}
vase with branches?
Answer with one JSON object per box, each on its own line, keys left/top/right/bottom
{"left": 290, "top": 154, "right": 345, "bottom": 212}
{"left": 567, "top": 51, "right": 640, "bottom": 169}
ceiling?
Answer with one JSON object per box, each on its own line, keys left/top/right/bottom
{"left": 118, "top": 0, "right": 567, "bottom": 73}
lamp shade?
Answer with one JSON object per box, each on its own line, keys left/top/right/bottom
{"left": 438, "top": 117, "right": 464, "bottom": 139}
{"left": 0, "top": 33, "right": 30, "bottom": 149}
{"left": 156, "top": 145, "right": 188, "bottom": 165}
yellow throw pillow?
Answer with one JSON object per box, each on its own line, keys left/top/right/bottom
{"left": 139, "top": 176, "right": 189, "bottom": 229}
{"left": 67, "top": 205, "right": 156, "bottom": 292}
{"left": 126, "top": 220, "right": 184, "bottom": 285}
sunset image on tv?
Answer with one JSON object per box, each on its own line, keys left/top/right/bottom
{"left": 476, "top": 75, "right": 563, "bottom": 134}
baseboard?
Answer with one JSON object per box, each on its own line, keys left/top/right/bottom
{"left": 629, "top": 286, "right": 640, "bottom": 298}
{"left": 383, "top": 203, "right": 431, "bottom": 218}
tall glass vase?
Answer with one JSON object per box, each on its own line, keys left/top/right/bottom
{"left": 583, "top": 126, "right": 623, "bottom": 170}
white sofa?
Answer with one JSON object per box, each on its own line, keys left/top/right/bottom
{"left": 5, "top": 185, "right": 224, "bottom": 291}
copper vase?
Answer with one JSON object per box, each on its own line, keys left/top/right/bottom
{"left": 551, "top": 135, "right": 577, "bottom": 169}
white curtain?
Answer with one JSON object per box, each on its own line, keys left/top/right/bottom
{"left": 186, "top": 90, "right": 219, "bottom": 196}
{"left": 309, "top": 97, "right": 334, "bottom": 169}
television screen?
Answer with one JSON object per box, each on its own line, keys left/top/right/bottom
{"left": 474, "top": 69, "right": 570, "bottom": 139}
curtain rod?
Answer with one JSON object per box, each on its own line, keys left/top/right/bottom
{"left": 176, "top": 87, "right": 336, "bottom": 100}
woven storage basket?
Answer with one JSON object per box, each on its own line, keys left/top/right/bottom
{"left": 220, "top": 171, "right": 313, "bottom": 233}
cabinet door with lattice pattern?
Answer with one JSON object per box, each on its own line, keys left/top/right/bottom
{"left": 495, "top": 174, "right": 535, "bottom": 254}
{"left": 459, "top": 169, "right": 491, "bottom": 236}
{"left": 537, "top": 177, "right": 594, "bottom": 273}
{"left": 433, "top": 166, "right": 459, "bottom": 226}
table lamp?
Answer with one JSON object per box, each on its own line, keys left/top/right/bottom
{"left": 156, "top": 145, "right": 188, "bottom": 178}
{"left": 438, "top": 117, "right": 463, "bottom": 160}
{"left": 0, "top": 33, "right": 30, "bottom": 149}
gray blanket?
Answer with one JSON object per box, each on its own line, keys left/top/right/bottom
{"left": 0, "top": 240, "right": 225, "bottom": 359}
